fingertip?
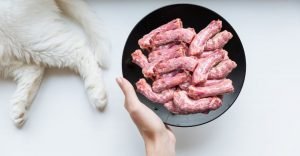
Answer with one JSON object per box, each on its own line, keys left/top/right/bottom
{"left": 116, "top": 77, "right": 135, "bottom": 96}
{"left": 116, "top": 77, "right": 125, "bottom": 94}
{"left": 121, "top": 77, "right": 131, "bottom": 85}
{"left": 116, "top": 77, "right": 123, "bottom": 86}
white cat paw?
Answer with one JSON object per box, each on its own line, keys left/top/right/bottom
{"left": 10, "top": 105, "right": 27, "bottom": 128}
{"left": 89, "top": 89, "right": 108, "bottom": 111}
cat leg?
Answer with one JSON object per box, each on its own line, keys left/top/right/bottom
{"left": 8, "top": 64, "right": 45, "bottom": 127}
{"left": 76, "top": 52, "right": 108, "bottom": 111}
{"left": 20, "top": 22, "right": 108, "bottom": 111}
{"left": 55, "top": 0, "right": 110, "bottom": 68}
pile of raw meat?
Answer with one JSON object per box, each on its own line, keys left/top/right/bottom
{"left": 131, "top": 18, "right": 237, "bottom": 114}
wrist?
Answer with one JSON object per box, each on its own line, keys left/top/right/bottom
{"left": 144, "top": 131, "right": 176, "bottom": 156}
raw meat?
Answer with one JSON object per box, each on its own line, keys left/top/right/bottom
{"left": 192, "top": 49, "right": 225, "bottom": 84}
{"left": 131, "top": 49, "right": 148, "bottom": 68}
{"left": 200, "top": 51, "right": 215, "bottom": 58}
{"left": 132, "top": 18, "right": 237, "bottom": 115}
{"left": 154, "top": 56, "right": 198, "bottom": 74}
{"left": 188, "top": 79, "right": 234, "bottom": 99}
{"left": 142, "top": 60, "right": 160, "bottom": 78}
{"left": 178, "top": 77, "right": 192, "bottom": 90}
{"left": 136, "top": 78, "right": 174, "bottom": 104}
{"left": 189, "top": 20, "right": 222, "bottom": 56}
{"left": 131, "top": 47, "right": 186, "bottom": 78}
{"left": 164, "top": 101, "right": 180, "bottom": 114}
{"left": 208, "top": 59, "right": 237, "bottom": 79}
{"left": 152, "top": 28, "right": 196, "bottom": 46}
{"left": 205, "top": 30, "right": 233, "bottom": 51}
{"left": 179, "top": 79, "right": 224, "bottom": 90}
{"left": 138, "top": 18, "right": 182, "bottom": 49}
{"left": 131, "top": 49, "right": 157, "bottom": 78}
{"left": 173, "top": 91, "right": 222, "bottom": 114}
{"left": 152, "top": 72, "right": 189, "bottom": 93}
{"left": 148, "top": 44, "right": 185, "bottom": 62}
{"left": 152, "top": 42, "right": 178, "bottom": 51}
{"left": 156, "top": 70, "right": 181, "bottom": 80}
{"left": 200, "top": 79, "right": 224, "bottom": 87}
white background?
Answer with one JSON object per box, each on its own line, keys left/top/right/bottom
{"left": 1, "top": 0, "right": 299, "bottom": 155}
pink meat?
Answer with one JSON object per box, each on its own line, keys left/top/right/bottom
{"left": 131, "top": 50, "right": 156, "bottom": 78}
{"left": 179, "top": 79, "right": 224, "bottom": 90}
{"left": 200, "top": 79, "right": 224, "bottom": 86}
{"left": 179, "top": 76, "right": 192, "bottom": 90}
{"left": 208, "top": 59, "right": 237, "bottom": 79}
{"left": 224, "top": 50, "right": 229, "bottom": 60}
{"left": 164, "top": 101, "right": 180, "bottom": 114}
{"left": 156, "top": 70, "right": 181, "bottom": 80}
{"left": 131, "top": 48, "right": 185, "bottom": 78}
{"left": 152, "top": 28, "right": 196, "bottom": 46}
{"left": 205, "top": 30, "right": 233, "bottom": 51}
{"left": 132, "top": 19, "right": 236, "bottom": 115}
{"left": 143, "top": 47, "right": 187, "bottom": 78}
{"left": 148, "top": 44, "right": 185, "bottom": 62}
{"left": 152, "top": 42, "right": 190, "bottom": 51}
{"left": 136, "top": 78, "right": 174, "bottom": 104}
{"left": 200, "top": 51, "right": 215, "bottom": 58}
{"left": 154, "top": 56, "right": 198, "bottom": 74}
{"left": 152, "top": 72, "right": 189, "bottom": 93}
{"left": 188, "top": 20, "right": 222, "bottom": 56}
{"left": 179, "top": 82, "right": 191, "bottom": 90}
{"left": 138, "top": 18, "right": 182, "bottom": 49}
{"left": 173, "top": 91, "right": 222, "bottom": 114}
{"left": 188, "top": 79, "right": 234, "bottom": 99}
{"left": 200, "top": 49, "right": 228, "bottom": 59}
{"left": 152, "top": 42, "right": 177, "bottom": 51}
{"left": 131, "top": 49, "right": 148, "bottom": 68}
{"left": 142, "top": 60, "right": 160, "bottom": 78}
{"left": 192, "top": 49, "right": 225, "bottom": 84}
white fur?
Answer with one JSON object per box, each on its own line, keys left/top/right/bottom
{"left": 0, "top": 0, "right": 108, "bottom": 127}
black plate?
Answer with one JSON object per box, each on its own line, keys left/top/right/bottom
{"left": 122, "top": 4, "right": 246, "bottom": 127}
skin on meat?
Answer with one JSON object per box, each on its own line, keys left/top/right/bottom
{"left": 138, "top": 18, "right": 182, "bottom": 49}
{"left": 192, "top": 49, "right": 225, "bottom": 84}
{"left": 173, "top": 91, "right": 222, "bottom": 114}
{"left": 151, "top": 28, "right": 196, "bottom": 46}
{"left": 208, "top": 59, "right": 237, "bottom": 79}
{"left": 179, "top": 79, "right": 224, "bottom": 90}
{"left": 148, "top": 44, "right": 185, "bottom": 63}
{"left": 155, "top": 70, "right": 181, "bottom": 80}
{"left": 154, "top": 56, "right": 198, "bottom": 74}
{"left": 136, "top": 78, "right": 174, "bottom": 104}
{"left": 199, "top": 51, "right": 215, "bottom": 58}
{"left": 143, "top": 48, "right": 187, "bottom": 78}
{"left": 188, "top": 79, "right": 234, "bottom": 99}
{"left": 152, "top": 42, "right": 177, "bottom": 51}
{"left": 189, "top": 20, "right": 222, "bottom": 56}
{"left": 131, "top": 48, "right": 186, "bottom": 78}
{"left": 152, "top": 72, "right": 189, "bottom": 93}
{"left": 205, "top": 30, "right": 233, "bottom": 51}
{"left": 131, "top": 49, "right": 157, "bottom": 78}
{"left": 200, "top": 49, "right": 229, "bottom": 59}
{"left": 131, "top": 49, "right": 148, "bottom": 68}
{"left": 164, "top": 101, "right": 180, "bottom": 114}
{"left": 178, "top": 76, "right": 192, "bottom": 90}
{"left": 142, "top": 60, "right": 160, "bottom": 78}
{"left": 199, "top": 79, "right": 224, "bottom": 86}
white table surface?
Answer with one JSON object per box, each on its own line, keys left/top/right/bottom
{"left": 1, "top": 0, "right": 299, "bottom": 155}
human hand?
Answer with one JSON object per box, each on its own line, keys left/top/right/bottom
{"left": 116, "top": 77, "right": 176, "bottom": 156}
